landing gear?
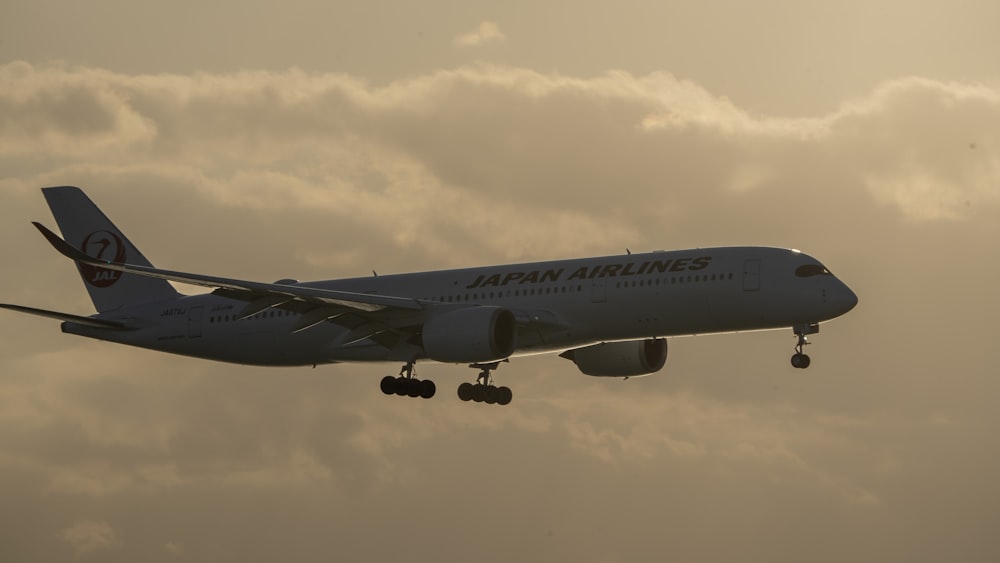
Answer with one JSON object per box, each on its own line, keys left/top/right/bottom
{"left": 457, "top": 361, "right": 512, "bottom": 406}
{"left": 378, "top": 360, "right": 514, "bottom": 404}
{"left": 791, "top": 323, "right": 818, "bottom": 369}
{"left": 380, "top": 362, "right": 436, "bottom": 399}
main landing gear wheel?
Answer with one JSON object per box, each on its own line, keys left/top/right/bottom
{"left": 380, "top": 362, "right": 436, "bottom": 399}
{"left": 790, "top": 323, "right": 819, "bottom": 369}
{"left": 458, "top": 362, "right": 512, "bottom": 406}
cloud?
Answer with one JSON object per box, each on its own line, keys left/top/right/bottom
{"left": 165, "top": 540, "right": 185, "bottom": 556}
{"left": 2, "top": 60, "right": 999, "bottom": 562}
{"left": 454, "top": 21, "right": 507, "bottom": 47}
{"left": 4, "top": 63, "right": 997, "bottom": 259}
{"left": 60, "top": 520, "right": 119, "bottom": 556}
{"left": 827, "top": 77, "right": 1000, "bottom": 221}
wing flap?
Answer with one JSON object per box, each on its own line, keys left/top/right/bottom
{"left": 290, "top": 307, "right": 347, "bottom": 333}
{"left": 237, "top": 294, "right": 295, "bottom": 319}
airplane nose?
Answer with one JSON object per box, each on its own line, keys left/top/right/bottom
{"left": 835, "top": 282, "right": 859, "bottom": 314}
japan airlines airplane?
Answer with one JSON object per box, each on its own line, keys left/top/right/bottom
{"left": 2, "top": 187, "right": 858, "bottom": 406}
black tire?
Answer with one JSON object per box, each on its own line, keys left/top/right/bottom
{"left": 419, "top": 379, "right": 436, "bottom": 399}
{"left": 791, "top": 353, "right": 811, "bottom": 369}
{"left": 380, "top": 375, "right": 396, "bottom": 395}
{"left": 483, "top": 385, "right": 498, "bottom": 405}
{"left": 457, "top": 382, "right": 474, "bottom": 401}
{"left": 471, "top": 383, "right": 486, "bottom": 403}
{"left": 497, "top": 386, "right": 513, "bottom": 406}
{"left": 394, "top": 376, "right": 409, "bottom": 396}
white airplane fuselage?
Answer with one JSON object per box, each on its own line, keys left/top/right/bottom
{"left": 64, "top": 246, "right": 856, "bottom": 367}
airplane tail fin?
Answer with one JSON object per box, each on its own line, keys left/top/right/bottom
{"left": 42, "top": 186, "right": 180, "bottom": 312}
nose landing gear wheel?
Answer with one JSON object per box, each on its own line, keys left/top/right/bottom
{"left": 791, "top": 353, "right": 811, "bottom": 369}
{"left": 790, "top": 323, "right": 818, "bottom": 369}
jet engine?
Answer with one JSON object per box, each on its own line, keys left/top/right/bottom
{"left": 421, "top": 306, "right": 517, "bottom": 363}
{"left": 560, "top": 338, "right": 667, "bottom": 377}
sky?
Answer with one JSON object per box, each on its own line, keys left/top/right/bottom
{"left": 1, "top": 1, "right": 999, "bottom": 561}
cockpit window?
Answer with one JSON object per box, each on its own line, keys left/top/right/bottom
{"left": 795, "top": 264, "right": 832, "bottom": 277}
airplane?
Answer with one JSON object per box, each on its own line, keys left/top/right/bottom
{"left": 1, "top": 186, "right": 858, "bottom": 406}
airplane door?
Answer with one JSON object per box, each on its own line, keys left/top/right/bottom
{"left": 742, "top": 260, "right": 760, "bottom": 292}
{"left": 590, "top": 279, "right": 607, "bottom": 303}
{"left": 188, "top": 306, "right": 203, "bottom": 338}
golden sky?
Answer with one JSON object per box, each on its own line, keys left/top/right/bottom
{"left": 2, "top": 1, "right": 999, "bottom": 561}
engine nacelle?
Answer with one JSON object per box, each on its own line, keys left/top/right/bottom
{"left": 560, "top": 338, "right": 667, "bottom": 377}
{"left": 422, "top": 306, "right": 517, "bottom": 363}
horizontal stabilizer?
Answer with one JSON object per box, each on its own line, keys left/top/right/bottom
{"left": 0, "top": 304, "right": 131, "bottom": 329}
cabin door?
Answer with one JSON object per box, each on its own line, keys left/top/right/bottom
{"left": 742, "top": 260, "right": 761, "bottom": 292}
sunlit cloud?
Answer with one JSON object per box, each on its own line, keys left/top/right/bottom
{"left": 454, "top": 21, "right": 507, "bottom": 47}
{"left": 4, "top": 62, "right": 997, "bottom": 249}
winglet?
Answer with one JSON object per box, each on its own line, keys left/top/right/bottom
{"left": 33, "top": 221, "right": 95, "bottom": 264}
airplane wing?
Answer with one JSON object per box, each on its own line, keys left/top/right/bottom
{"left": 32, "top": 222, "right": 424, "bottom": 314}
{"left": 30, "top": 222, "right": 568, "bottom": 348}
